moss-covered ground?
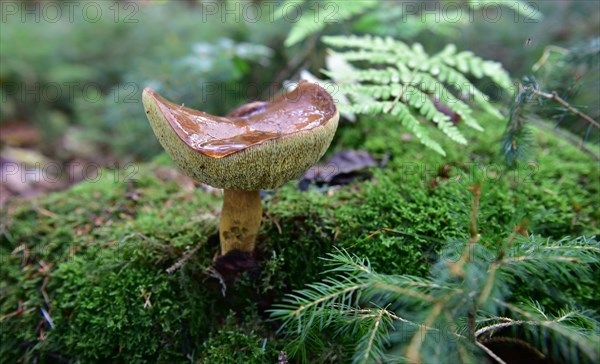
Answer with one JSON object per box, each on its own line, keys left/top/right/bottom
{"left": 1, "top": 115, "right": 598, "bottom": 363}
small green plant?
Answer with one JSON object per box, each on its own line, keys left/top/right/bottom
{"left": 503, "top": 38, "right": 600, "bottom": 165}
{"left": 320, "top": 35, "right": 513, "bottom": 155}
{"left": 270, "top": 184, "right": 600, "bottom": 363}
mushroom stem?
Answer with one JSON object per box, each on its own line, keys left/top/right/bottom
{"left": 220, "top": 189, "right": 262, "bottom": 254}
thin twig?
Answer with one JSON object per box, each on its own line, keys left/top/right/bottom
{"left": 500, "top": 256, "right": 580, "bottom": 265}
{"left": 468, "top": 183, "right": 481, "bottom": 241}
{"left": 270, "top": 34, "right": 318, "bottom": 91}
{"left": 0, "top": 302, "right": 35, "bottom": 322}
{"left": 265, "top": 212, "right": 282, "bottom": 234}
{"left": 477, "top": 316, "right": 514, "bottom": 324}
{"left": 374, "top": 282, "right": 435, "bottom": 303}
{"left": 525, "top": 87, "right": 600, "bottom": 129}
{"left": 362, "top": 308, "right": 386, "bottom": 362}
{"left": 166, "top": 242, "right": 204, "bottom": 274}
{"left": 448, "top": 183, "right": 481, "bottom": 279}
{"left": 531, "top": 45, "right": 569, "bottom": 72}
{"left": 206, "top": 266, "right": 227, "bottom": 297}
{"left": 475, "top": 342, "right": 509, "bottom": 364}
{"left": 475, "top": 320, "right": 527, "bottom": 337}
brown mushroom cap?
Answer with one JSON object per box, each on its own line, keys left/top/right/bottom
{"left": 143, "top": 82, "right": 339, "bottom": 190}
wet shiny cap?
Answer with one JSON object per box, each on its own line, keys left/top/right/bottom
{"left": 142, "top": 82, "right": 339, "bottom": 190}
{"left": 142, "top": 82, "right": 337, "bottom": 158}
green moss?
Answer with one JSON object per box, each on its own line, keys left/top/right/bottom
{"left": 51, "top": 261, "right": 198, "bottom": 362}
{"left": 0, "top": 166, "right": 224, "bottom": 362}
{"left": 262, "top": 115, "right": 597, "bottom": 278}
{"left": 1, "top": 113, "right": 598, "bottom": 362}
{"left": 199, "top": 312, "right": 279, "bottom": 363}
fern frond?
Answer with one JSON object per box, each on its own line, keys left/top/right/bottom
{"left": 323, "top": 34, "right": 409, "bottom": 53}
{"left": 329, "top": 65, "right": 475, "bottom": 142}
{"left": 404, "top": 88, "right": 468, "bottom": 145}
{"left": 273, "top": 0, "right": 303, "bottom": 20}
{"left": 322, "top": 35, "right": 512, "bottom": 154}
{"left": 413, "top": 71, "right": 484, "bottom": 131}
{"left": 434, "top": 44, "right": 513, "bottom": 90}
{"left": 332, "top": 73, "right": 467, "bottom": 144}
{"left": 323, "top": 66, "right": 399, "bottom": 85}
{"left": 282, "top": 0, "right": 379, "bottom": 47}
{"left": 388, "top": 101, "right": 446, "bottom": 156}
{"left": 429, "top": 63, "right": 504, "bottom": 119}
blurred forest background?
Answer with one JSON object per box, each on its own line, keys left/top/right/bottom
{"left": 1, "top": 0, "right": 599, "bottom": 202}
{"left": 1, "top": 2, "right": 599, "bottom": 363}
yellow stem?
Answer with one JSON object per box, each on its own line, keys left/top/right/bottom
{"left": 219, "top": 189, "right": 262, "bottom": 255}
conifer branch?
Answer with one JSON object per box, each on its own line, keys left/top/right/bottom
{"left": 270, "top": 185, "right": 599, "bottom": 363}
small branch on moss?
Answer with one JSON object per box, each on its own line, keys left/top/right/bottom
{"left": 41, "top": 275, "right": 51, "bottom": 309}
{"left": 265, "top": 212, "right": 283, "bottom": 234}
{"left": 206, "top": 266, "right": 227, "bottom": 297}
{"left": 524, "top": 87, "right": 600, "bottom": 129}
{"left": 166, "top": 242, "right": 204, "bottom": 274}
{"left": 476, "top": 319, "right": 527, "bottom": 337}
{"left": 531, "top": 45, "right": 569, "bottom": 72}
{"left": 12, "top": 244, "right": 30, "bottom": 266}
{"left": 468, "top": 183, "right": 481, "bottom": 241}
{"left": 449, "top": 183, "right": 481, "bottom": 277}
{"left": 0, "top": 301, "right": 35, "bottom": 322}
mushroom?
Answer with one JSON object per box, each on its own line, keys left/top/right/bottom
{"left": 142, "top": 82, "right": 339, "bottom": 255}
